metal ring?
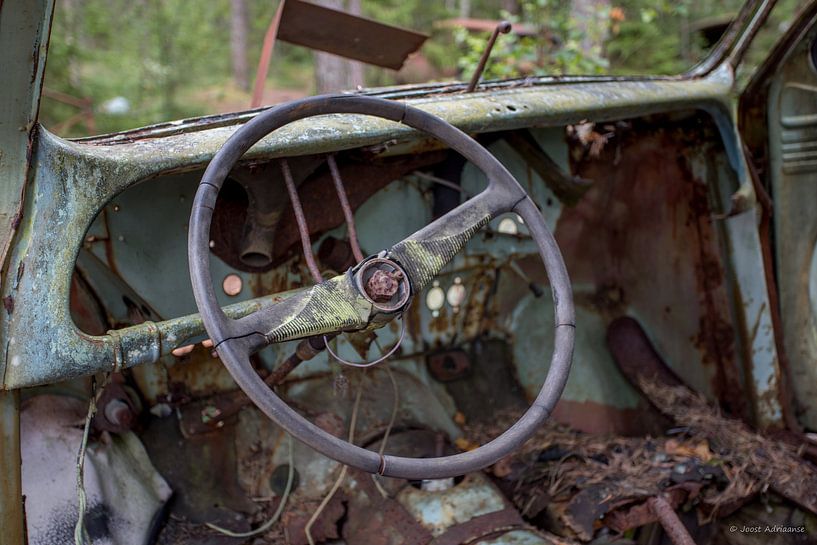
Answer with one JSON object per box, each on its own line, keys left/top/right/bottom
{"left": 323, "top": 317, "right": 406, "bottom": 369}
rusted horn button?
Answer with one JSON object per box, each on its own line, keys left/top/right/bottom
{"left": 354, "top": 257, "right": 411, "bottom": 312}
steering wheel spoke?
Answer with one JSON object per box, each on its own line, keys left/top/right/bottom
{"left": 229, "top": 273, "right": 373, "bottom": 350}
{"left": 388, "top": 186, "right": 516, "bottom": 292}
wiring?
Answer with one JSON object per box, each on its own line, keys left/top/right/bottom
{"left": 324, "top": 316, "right": 406, "bottom": 368}
{"left": 74, "top": 373, "right": 110, "bottom": 545}
{"left": 372, "top": 364, "right": 400, "bottom": 498}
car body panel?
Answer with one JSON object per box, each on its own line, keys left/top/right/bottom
{"left": 0, "top": 0, "right": 813, "bottom": 542}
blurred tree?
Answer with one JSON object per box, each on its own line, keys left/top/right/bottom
{"left": 314, "top": 0, "right": 366, "bottom": 93}
{"left": 501, "top": 0, "right": 520, "bottom": 15}
{"left": 570, "top": 0, "right": 611, "bottom": 57}
{"left": 231, "top": 0, "right": 250, "bottom": 90}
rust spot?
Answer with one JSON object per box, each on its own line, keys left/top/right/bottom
{"left": 590, "top": 283, "right": 627, "bottom": 314}
{"left": 551, "top": 398, "right": 667, "bottom": 436}
{"left": 365, "top": 269, "right": 403, "bottom": 302}
{"left": 283, "top": 493, "right": 346, "bottom": 545}
{"left": 314, "top": 412, "right": 345, "bottom": 438}
{"left": 460, "top": 270, "right": 494, "bottom": 339}
{"left": 558, "top": 114, "right": 745, "bottom": 420}
{"left": 11, "top": 211, "right": 22, "bottom": 230}
{"left": 404, "top": 297, "right": 423, "bottom": 342}
{"left": 30, "top": 46, "right": 41, "bottom": 85}
{"left": 248, "top": 265, "right": 292, "bottom": 299}
{"left": 428, "top": 305, "right": 451, "bottom": 334}
{"left": 2, "top": 296, "right": 13, "bottom": 315}
{"left": 428, "top": 350, "right": 471, "bottom": 382}
{"left": 166, "top": 349, "right": 237, "bottom": 398}
{"left": 69, "top": 272, "right": 108, "bottom": 336}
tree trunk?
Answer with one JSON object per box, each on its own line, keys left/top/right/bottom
{"left": 570, "top": 0, "right": 611, "bottom": 57}
{"left": 501, "top": 0, "right": 520, "bottom": 16}
{"left": 314, "top": 0, "right": 366, "bottom": 93}
{"left": 346, "top": 0, "right": 365, "bottom": 87}
{"left": 459, "top": 0, "right": 471, "bottom": 18}
{"left": 230, "top": 0, "right": 250, "bottom": 90}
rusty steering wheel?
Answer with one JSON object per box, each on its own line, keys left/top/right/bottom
{"left": 188, "top": 95, "right": 574, "bottom": 479}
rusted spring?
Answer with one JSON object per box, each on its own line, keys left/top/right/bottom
{"left": 647, "top": 496, "right": 697, "bottom": 545}
{"left": 467, "top": 21, "right": 512, "bottom": 93}
{"left": 281, "top": 159, "right": 323, "bottom": 283}
{"left": 328, "top": 155, "right": 365, "bottom": 263}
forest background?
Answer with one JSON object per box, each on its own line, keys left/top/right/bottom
{"left": 42, "top": 0, "right": 802, "bottom": 137}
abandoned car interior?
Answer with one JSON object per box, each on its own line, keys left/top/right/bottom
{"left": 2, "top": 0, "right": 817, "bottom": 544}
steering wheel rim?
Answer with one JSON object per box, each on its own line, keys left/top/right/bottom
{"left": 188, "top": 94, "right": 575, "bottom": 480}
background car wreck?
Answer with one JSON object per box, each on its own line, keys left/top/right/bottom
{"left": 1, "top": 0, "right": 817, "bottom": 544}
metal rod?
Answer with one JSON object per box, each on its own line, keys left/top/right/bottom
{"left": 250, "top": 0, "right": 286, "bottom": 108}
{"left": 266, "top": 335, "right": 330, "bottom": 387}
{"left": 647, "top": 496, "right": 697, "bottom": 545}
{"left": 327, "top": 155, "right": 365, "bottom": 263}
{"left": 0, "top": 390, "right": 24, "bottom": 545}
{"left": 281, "top": 159, "right": 324, "bottom": 283}
{"left": 508, "top": 260, "right": 544, "bottom": 298}
{"left": 411, "top": 170, "right": 469, "bottom": 195}
{"left": 466, "top": 21, "right": 512, "bottom": 93}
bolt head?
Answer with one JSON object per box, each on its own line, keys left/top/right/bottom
{"left": 355, "top": 257, "right": 411, "bottom": 312}
{"left": 366, "top": 269, "right": 404, "bottom": 302}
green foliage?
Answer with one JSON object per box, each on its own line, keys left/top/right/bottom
{"left": 40, "top": 0, "right": 812, "bottom": 137}
{"left": 42, "top": 0, "right": 310, "bottom": 136}
{"left": 605, "top": 4, "right": 687, "bottom": 75}
{"left": 605, "top": 0, "right": 746, "bottom": 76}
{"left": 455, "top": 0, "right": 609, "bottom": 79}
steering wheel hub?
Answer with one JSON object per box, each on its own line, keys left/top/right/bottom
{"left": 355, "top": 256, "right": 411, "bottom": 312}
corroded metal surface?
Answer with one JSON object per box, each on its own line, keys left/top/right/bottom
{"left": 0, "top": 0, "right": 805, "bottom": 541}
{"left": 0, "top": 1, "right": 55, "bottom": 542}
{"left": 398, "top": 473, "right": 510, "bottom": 536}
{"left": 742, "top": 5, "right": 817, "bottom": 430}
{"left": 0, "top": 0, "right": 54, "bottom": 268}
{"left": 3, "top": 72, "right": 739, "bottom": 389}
{"left": 80, "top": 70, "right": 735, "bottom": 146}
{"left": 0, "top": 390, "right": 23, "bottom": 545}
{"left": 0, "top": 1, "right": 792, "bottom": 509}
{"left": 4, "top": 67, "right": 784, "bottom": 442}
{"left": 503, "top": 114, "right": 764, "bottom": 432}
{"left": 560, "top": 119, "right": 744, "bottom": 417}
{"left": 276, "top": 0, "right": 428, "bottom": 70}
